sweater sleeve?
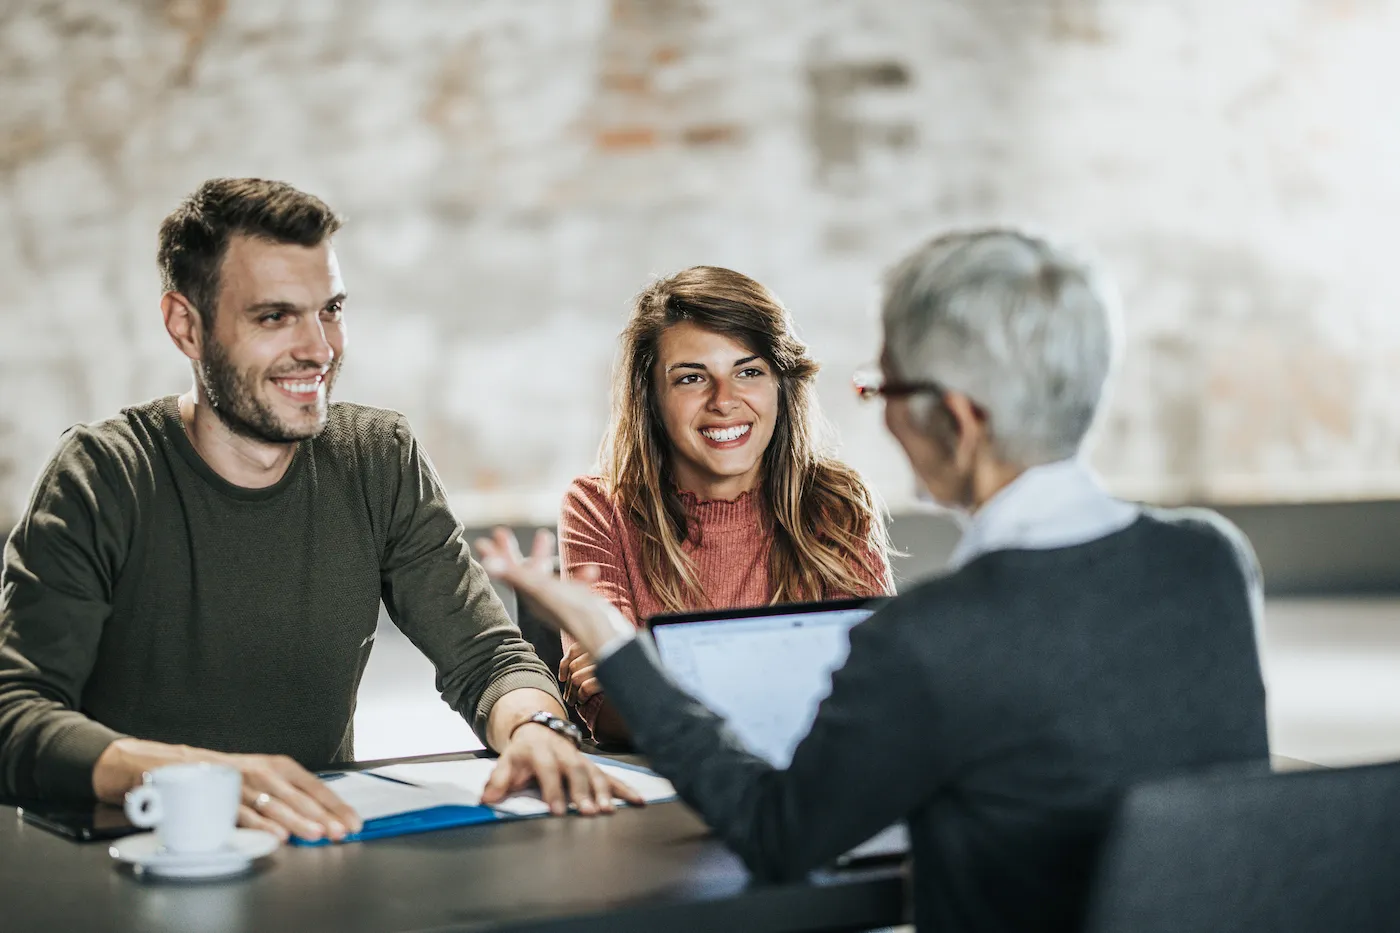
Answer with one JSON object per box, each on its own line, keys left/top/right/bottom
{"left": 0, "top": 429, "right": 131, "bottom": 801}
{"left": 597, "top": 597, "right": 951, "bottom": 880}
{"left": 378, "top": 418, "right": 559, "bottom": 748}
{"left": 557, "top": 477, "right": 640, "bottom": 732}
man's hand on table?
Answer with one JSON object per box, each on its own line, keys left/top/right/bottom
{"left": 481, "top": 719, "right": 646, "bottom": 816}
{"left": 92, "top": 737, "right": 362, "bottom": 844}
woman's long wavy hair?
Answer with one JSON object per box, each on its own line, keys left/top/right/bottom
{"left": 599, "top": 266, "right": 892, "bottom": 612}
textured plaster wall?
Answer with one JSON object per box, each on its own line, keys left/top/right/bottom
{"left": 2, "top": 0, "right": 1399, "bottom": 528}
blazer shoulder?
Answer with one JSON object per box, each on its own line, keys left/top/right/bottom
{"left": 1140, "top": 506, "right": 1259, "bottom": 572}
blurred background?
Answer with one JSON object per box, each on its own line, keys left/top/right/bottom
{"left": 2, "top": 0, "right": 1398, "bottom": 766}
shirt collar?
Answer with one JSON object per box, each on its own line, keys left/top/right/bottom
{"left": 946, "top": 458, "right": 1140, "bottom": 571}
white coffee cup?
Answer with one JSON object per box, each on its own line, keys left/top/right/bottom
{"left": 124, "top": 763, "right": 242, "bottom": 855}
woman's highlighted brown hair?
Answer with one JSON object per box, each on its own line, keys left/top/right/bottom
{"left": 599, "top": 266, "right": 892, "bottom": 612}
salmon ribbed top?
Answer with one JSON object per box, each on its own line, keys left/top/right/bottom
{"left": 557, "top": 474, "right": 892, "bottom": 731}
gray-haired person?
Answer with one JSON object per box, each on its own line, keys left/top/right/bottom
{"left": 478, "top": 229, "right": 1270, "bottom": 933}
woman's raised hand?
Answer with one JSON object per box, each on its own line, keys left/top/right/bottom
{"left": 474, "top": 528, "right": 633, "bottom": 657}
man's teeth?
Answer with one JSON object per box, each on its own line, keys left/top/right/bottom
{"left": 700, "top": 424, "right": 751, "bottom": 442}
{"left": 276, "top": 379, "right": 321, "bottom": 394}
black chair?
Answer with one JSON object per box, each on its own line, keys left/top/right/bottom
{"left": 1081, "top": 759, "right": 1400, "bottom": 933}
{"left": 514, "top": 592, "right": 565, "bottom": 679}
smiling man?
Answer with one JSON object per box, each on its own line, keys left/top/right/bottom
{"left": 0, "top": 178, "right": 640, "bottom": 841}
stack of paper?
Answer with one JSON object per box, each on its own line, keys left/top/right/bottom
{"left": 368, "top": 758, "right": 678, "bottom": 816}
{"left": 324, "top": 771, "right": 475, "bottom": 822}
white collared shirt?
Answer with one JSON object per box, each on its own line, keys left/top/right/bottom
{"left": 945, "top": 458, "right": 1140, "bottom": 571}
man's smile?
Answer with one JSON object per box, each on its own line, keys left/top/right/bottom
{"left": 270, "top": 372, "right": 326, "bottom": 401}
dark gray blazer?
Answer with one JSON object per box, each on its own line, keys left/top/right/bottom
{"left": 597, "top": 509, "right": 1270, "bottom": 933}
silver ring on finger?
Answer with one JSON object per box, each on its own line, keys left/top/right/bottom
{"left": 253, "top": 792, "right": 273, "bottom": 811}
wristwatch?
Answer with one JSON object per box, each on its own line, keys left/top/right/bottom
{"left": 514, "top": 711, "right": 584, "bottom": 749}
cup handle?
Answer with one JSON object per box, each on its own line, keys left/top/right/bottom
{"left": 124, "top": 784, "right": 162, "bottom": 829}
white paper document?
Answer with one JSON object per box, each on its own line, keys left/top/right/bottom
{"left": 325, "top": 771, "right": 475, "bottom": 822}
{"left": 366, "top": 758, "right": 677, "bottom": 816}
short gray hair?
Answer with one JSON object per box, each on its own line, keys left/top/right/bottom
{"left": 881, "top": 228, "right": 1121, "bottom": 467}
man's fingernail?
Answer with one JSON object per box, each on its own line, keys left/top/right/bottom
{"left": 329, "top": 821, "right": 346, "bottom": 837}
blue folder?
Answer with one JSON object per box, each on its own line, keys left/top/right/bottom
{"left": 292, "top": 759, "right": 672, "bottom": 846}
{"left": 292, "top": 803, "right": 502, "bottom": 846}
{"left": 290, "top": 772, "right": 505, "bottom": 847}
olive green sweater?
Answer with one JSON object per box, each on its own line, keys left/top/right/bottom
{"left": 0, "top": 397, "right": 559, "bottom": 801}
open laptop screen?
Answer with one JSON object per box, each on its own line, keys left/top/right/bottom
{"left": 648, "top": 598, "right": 885, "bottom": 769}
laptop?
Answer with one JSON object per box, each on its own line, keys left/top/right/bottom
{"left": 647, "top": 597, "right": 910, "bottom": 864}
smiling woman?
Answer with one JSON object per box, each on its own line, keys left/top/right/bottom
{"left": 557, "top": 266, "right": 895, "bottom": 745}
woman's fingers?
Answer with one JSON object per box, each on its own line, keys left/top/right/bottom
{"left": 476, "top": 531, "right": 553, "bottom": 593}
{"left": 473, "top": 536, "right": 509, "bottom": 573}
{"left": 558, "top": 642, "right": 586, "bottom": 682}
{"left": 565, "top": 645, "right": 600, "bottom": 701}
{"left": 475, "top": 530, "right": 629, "bottom": 652}
{"left": 529, "top": 529, "right": 557, "bottom": 572}
{"left": 567, "top": 652, "right": 595, "bottom": 679}
{"left": 493, "top": 526, "right": 526, "bottom": 563}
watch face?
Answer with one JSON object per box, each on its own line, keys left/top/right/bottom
{"left": 552, "top": 719, "right": 581, "bottom": 738}
{"left": 530, "top": 712, "right": 581, "bottom": 745}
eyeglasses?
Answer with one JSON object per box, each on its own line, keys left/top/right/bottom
{"left": 852, "top": 368, "right": 948, "bottom": 403}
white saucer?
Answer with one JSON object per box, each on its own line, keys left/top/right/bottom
{"left": 109, "top": 828, "right": 279, "bottom": 879}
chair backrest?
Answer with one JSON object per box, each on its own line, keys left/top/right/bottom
{"left": 515, "top": 592, "right": 564, "bottom": 678}
{"left": 1081, "top": 760, "right": 1400, "bottom": 933}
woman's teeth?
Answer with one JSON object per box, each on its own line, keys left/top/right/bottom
{"left": 700, "top": 424, "right": 750, "bottom": 442}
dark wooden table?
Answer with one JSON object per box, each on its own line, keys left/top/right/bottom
{"left": 0, "top": 750, "right": 908, "bottom": 933}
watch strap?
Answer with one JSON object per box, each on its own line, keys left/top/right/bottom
{"left": 512, "top": 711, "right": 583, "bottom": 748}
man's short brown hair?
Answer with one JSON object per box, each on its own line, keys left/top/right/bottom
{"left": 157, "top": 178, "right": 343, "bottom": 327}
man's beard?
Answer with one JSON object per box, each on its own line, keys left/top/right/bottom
{"left": 197, "top": 337, "right": 340, "bottom": 443}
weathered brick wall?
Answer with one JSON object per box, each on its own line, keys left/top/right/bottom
{"left": 3, "top": 0, "right": 1398, "bottom": 527}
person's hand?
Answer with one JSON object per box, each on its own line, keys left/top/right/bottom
{"left": 480, "top": 721, "right": 646, "bottom": 816}
{"left": 559, "top": 641, "right": 603, "bottom": 706}
{"left": 474, "top": 527, "right": 634, "bottom": 657}
{"left": 217, "top": 750, "right": 363, "bottom": 843}
{"left": 93, "top": 737, "right": 363, "bottom": 844}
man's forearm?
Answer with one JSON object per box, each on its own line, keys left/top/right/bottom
{"left": 485, "top": 687, "right": 568, "bottom": 751}
{"left": 0, "top": 690, "right": 127, "bottom": 801}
